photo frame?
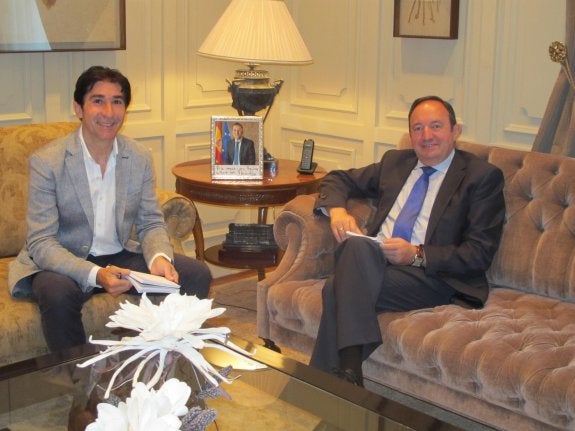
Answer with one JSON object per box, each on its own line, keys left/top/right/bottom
{"left": 0, "top": 0, "right": 126, "bottom": 53}
{"left": 211, "top": 116, "right": 264, "bottom": 180}
{"left": 393, "top": 0, "right": 459, "bottom": 40}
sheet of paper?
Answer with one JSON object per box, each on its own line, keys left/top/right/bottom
{"left": 125, "top": 271, "right": 180, "bottom": 294}
{"left": 345, "top": 231, "right": 383, "bottom": 243}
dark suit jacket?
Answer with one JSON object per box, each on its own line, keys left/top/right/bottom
{"left": 315, "top": 148, "right": 506, "bottom": 305}
{"left": 225, "top": 138, "right": 256, "bottom": 165}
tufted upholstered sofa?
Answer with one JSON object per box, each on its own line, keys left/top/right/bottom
{"left": 257, "top": 135, "right": 575, "bottom": 430}
{"left": 0, "top": 122, "right": 200, "bottom": 366}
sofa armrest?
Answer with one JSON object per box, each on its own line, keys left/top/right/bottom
{"left": 155, "top": 189, "right": 201, "bottom": 257}
{"left": 257, "top": 193, "right": 376, "bottom": 341}
{"left": 263, "top": 194, "right": 336, "bottom": 289}
{"left": 262, "top": 193, "right": 377, "bottom": 288}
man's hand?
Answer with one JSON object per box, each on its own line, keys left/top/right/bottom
{"left": 96, "top": 265, "right": 132, "bottom": 296}
{"left": 150, "top": 256, "right": 179, "bottom": 284}
{"left": 381, "top": 238, "right": 417, "bottom": 265}
{"left": 329, "top": 207, "right": 362, "bottom": 243}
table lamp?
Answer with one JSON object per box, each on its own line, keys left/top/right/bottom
{"left": 197, "top": 0, "right": 312, "bottom": 127}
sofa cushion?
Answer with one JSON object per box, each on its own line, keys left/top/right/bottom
{"left": 0, "top": 122, "right": 79, "bottom": 258}
{"left": 483, "top": 147, "right": 575, "bottom": 302}
{"left": 267, "top": 274, "right": 575, "bottom": 429}
{"left": 368, "top": 287, "right": 575, "bottom": 429}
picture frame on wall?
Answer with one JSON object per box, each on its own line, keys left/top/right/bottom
{"left": 393, "top": 0, "right": 459, "bottom": 40}
{"left": 211, "top": 116, "right": 264, "bottom": 180}
{"left": 0, "top": 0, "right": 126, "bottom": 53}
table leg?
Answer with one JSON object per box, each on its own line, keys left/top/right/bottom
{"left": 192, "top": 216, "right": 205, "bottom": 261}
{"left": 256, "top": 207, "right": 270, "bottom": 279}
{"left": 258, "top": 207, "right": 268, "bottom": 224}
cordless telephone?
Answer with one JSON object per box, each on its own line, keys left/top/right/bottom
{"left": 297, "top": 139, "right": 317, "bottom": 174}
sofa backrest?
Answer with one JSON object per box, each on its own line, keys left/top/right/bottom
{"left": 0, "top": 122, "right": 79, "bottom": 258}
{"left": 398, "top": 133, "right": 575, "bottom": 302}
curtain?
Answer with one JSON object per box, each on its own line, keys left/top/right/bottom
{"left": 532, "top": 0, "right": 575, "bottom": 157}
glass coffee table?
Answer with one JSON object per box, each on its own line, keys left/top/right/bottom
{"left": 0, "top": 340, "right": 490, "bottom": 430}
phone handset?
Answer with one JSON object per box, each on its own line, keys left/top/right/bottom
{"left": 297, "top": 139, "right": 317, "bottom": 174}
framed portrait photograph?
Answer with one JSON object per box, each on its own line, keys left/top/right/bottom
{"left": 393, "top": 0, "right": 459, "bottom": 40}
{"left": 211, "top": 116, "right": 264, "bottom": 180}
{"left": 0, "top": 0, "right": 126, "bottom": 53}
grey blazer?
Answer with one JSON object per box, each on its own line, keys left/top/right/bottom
{"left": 8, "top": 129, "right": 172, "bottom": 298}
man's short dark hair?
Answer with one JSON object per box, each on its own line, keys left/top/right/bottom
{"left": 73, "top": 66, "right": 131, "bottom": 107}
{"left": 408, "top": 95, "right": 457, "bottom": 128}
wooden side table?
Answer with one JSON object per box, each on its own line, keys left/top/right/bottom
{"left": 172, "top": 159, "right": 326, "bottom": 278}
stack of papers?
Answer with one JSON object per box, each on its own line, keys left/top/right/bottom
{"left": 125, "top": 271, "right": 180, "bottom": 294}
{"left": 346, "top": 231, "right": 383, "bottom": 243}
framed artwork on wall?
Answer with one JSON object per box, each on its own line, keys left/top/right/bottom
{"left": 393, "top": 0, "right": 459, "bottom": 40}
{"left": 0, "top": 0, "right": 126, "bottom": 53}
{"left": 211, "top": 116, "right": 264, "bottom": 180}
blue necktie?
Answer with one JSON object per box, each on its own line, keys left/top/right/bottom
{"left": 392, "top": 166, "right": 436, "bottom": 242}
{"left": 233, "top": 141, "right": 240, "bottom": 165}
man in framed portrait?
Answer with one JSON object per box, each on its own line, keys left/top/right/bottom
{"left": 225, "top": 122, "right": 256, "bottom": 165}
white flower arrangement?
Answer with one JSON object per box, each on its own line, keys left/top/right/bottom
{"left": 77, "top": 293, "right": 261, "bottom": 399}
{"left": 86, "top": 378, "right": 192, "bottom": 431}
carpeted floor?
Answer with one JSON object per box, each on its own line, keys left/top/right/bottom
{"left": 208, "top": 272, "right": 310, "bottom": 365}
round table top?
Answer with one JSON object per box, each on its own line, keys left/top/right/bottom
{"left": 172, "top": 159, "right": 327, "bottom": 207}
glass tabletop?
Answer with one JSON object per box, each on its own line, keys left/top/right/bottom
{"left": 0, "top": 341, "right": 472, "bottom": 431}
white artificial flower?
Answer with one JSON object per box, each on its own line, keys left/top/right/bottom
{"left": 107, "top": 293, "right": 225, "bottom": 343}
{"left": 78, "top": 293, "right": 263, "bottom": 398}
{"left": 86, "top": 378, "right": 190, "bottom": 431}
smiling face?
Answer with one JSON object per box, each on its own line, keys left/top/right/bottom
{"left": 73, "top": 80, "right": 126, "bottom": 147}
{"left": 409, "top": 99, "right": 461, "bottom": 166}
{"left": 231, "top": 124, "right": 244, "bottom": 140}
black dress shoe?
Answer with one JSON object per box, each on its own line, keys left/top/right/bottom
{"left": 331, "top": 367, "right": 364, "bottom": 387}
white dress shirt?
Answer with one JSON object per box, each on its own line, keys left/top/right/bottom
{"left": 78, "top": 129, "right": 170, "bottom": 288}
{"left": 378, "top": 150, "right": 455, "bottom": 244}
{"left": 78, "top": 128, "right": 123, "bottom": 286}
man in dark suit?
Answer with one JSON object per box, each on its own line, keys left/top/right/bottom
{"left": 225, "top": 122, "right": 256, "bottom": 165}
{"left": 310, "top": 96, "right": 506, "bottom": 386}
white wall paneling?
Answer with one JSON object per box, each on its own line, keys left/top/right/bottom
{"left": 0, "top": 54, "right": 45, "bottom": 123}
{"left": 0, "top": 0, "right": 567, "bottom": 269}
{"left": 494, "top": 0, "right": 565, "bottom": 148}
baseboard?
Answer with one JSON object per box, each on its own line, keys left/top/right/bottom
{"left": 211, "top": 269, "right": 258, "bottom": 286}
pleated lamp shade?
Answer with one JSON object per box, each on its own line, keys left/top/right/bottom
{"left": 198, "top": 0, "right": 312, "bottom": 66}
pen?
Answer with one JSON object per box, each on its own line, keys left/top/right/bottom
{"left": 106, "top": 264, "right": 122, "bottom": 279}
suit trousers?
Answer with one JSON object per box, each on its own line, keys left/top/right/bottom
{"left": 31, "top": 250, "right": 212, "bottom": 352}
{"left": 309, "top": 237, "right": 455, "bottom": 373}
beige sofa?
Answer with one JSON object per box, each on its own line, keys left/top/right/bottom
{"left": 0, "top": 122, "right": 199, "bottom": 365}
{"left": 257, "top": 135, "right": 575, "bottom": 431}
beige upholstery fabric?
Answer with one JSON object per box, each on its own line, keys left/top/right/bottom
{"left": 0, "top": 122, "right": 78, "bottom": 258}
{"left": 0, "top": 122, "right": 199, "bottom": 365}
{"left": 257, "top": 136, "right": 575, "bottom": 430}
{"left": 0, "top": 256, "right": 138, "bottom": 365}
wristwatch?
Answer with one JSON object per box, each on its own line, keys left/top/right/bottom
{"left": 412, "top": 244, "right": 425, "bottom": 267}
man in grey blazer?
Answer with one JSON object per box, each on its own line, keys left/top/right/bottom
{"left": 8, "top": 66, "right": 212, "bottom": 352}
{"left": 310, "top": 96, "right": 506, "bottom": 386}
